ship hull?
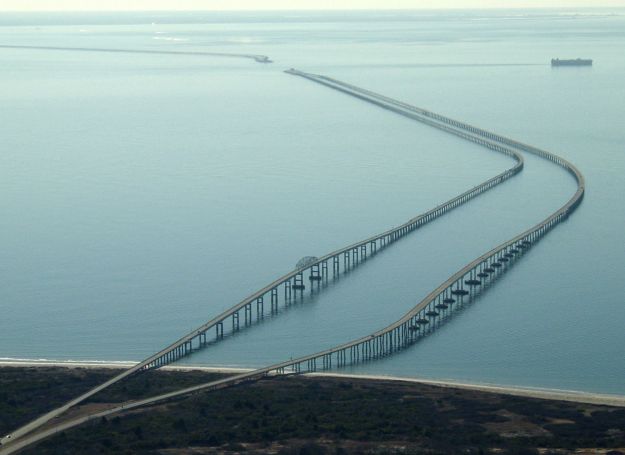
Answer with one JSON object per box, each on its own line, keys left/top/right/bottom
{"left": 551, "top": 58, "right": 593, "bottom": 66}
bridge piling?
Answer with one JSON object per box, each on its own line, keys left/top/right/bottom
{"left": 284, "top": 279, "right": 292, "bottom": 302}
{"left": 292, "top": 272, "right": 305, "bottom": 291}
{"left": 244, "top": 303, "right": 252, "bottom": 326}
{"left": 270, "top": 288, "right": 278, "bottom": 313}
{"left": 310, "top": 263, "right": 322, "bottom": 281}
{"left": 232, "top": 312, "right": 240, "bottom": 331}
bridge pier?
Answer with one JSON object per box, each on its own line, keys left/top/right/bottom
{"left": 271, "top": 288, "right": 278, "bottom": 313}
{"left": 309, "top": 263, "right": 322, "bottom": 281}
{"left": 370, "top": 240, "right": 377, "bottom": 255}
{"left": 284, "top": 279, "right": 292, "bottom": 302}
{"left": 256, "top": 297, "right": 264, "bottom": 320}
{"left": 232, "top": 312, "right": 240, "bottom": 331}
{"left": 244, "top": 303, "right": 252, "bottom": 325}
{"left": 292, "top": 272, "right": 305, "bottom": 291}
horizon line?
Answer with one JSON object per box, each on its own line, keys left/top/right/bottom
{"left": 2, "top": 6, "right": 625, "bottom": 12}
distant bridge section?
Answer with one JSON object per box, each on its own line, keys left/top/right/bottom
{"left": 0, "top": 44, "right": 272, "bottom": 63}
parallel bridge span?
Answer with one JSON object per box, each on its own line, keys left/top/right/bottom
{"left": 0, "top": 68, "right": 527, "bottom": 450}
{"left": 0, "top": 70, "right": 584, "bottom": 452}
{"left": 133, "top": 69, "right": 583, "bottom": 381}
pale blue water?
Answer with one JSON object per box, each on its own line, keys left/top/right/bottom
{"left": 1, "top": 9, "right": 624, "bottom": 395}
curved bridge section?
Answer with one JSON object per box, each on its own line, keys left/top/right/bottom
{"left": 0, "top": 76, "right": 526, "bottom": 448}
{"left": 0, "top": 70, "right": 585, "bottom": 452}
{"left": 102, "top": 69, "right": 584, "bottom": 399}
{"left": 309, "top": 71, "right": 582, "bottom": 185}
{"left": 111, "top": 70, "right": 583, "bottom": 390}
{"left": 256, "top": 70, "right": 585, "bottom": 374}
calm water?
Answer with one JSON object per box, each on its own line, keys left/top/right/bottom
{"left": 1, "top": 10, "right": 624, "bottom": 394}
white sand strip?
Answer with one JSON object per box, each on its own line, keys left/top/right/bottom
{"left": 2, "top": 360, "right": 623, "bottom": 407}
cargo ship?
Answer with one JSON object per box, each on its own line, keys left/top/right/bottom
{"left": 551, "top": 58, "right": 593, "bottom": 66}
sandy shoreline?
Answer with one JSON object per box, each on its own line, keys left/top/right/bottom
{"left": 2, "top": 359, "right": 624, "bottom": 408}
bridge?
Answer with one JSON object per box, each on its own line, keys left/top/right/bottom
{"left": 0, "top": 45, "right": 272, "bottom": 63}
{"left": 0, "top": 70, "right": 584, "bottom": 453}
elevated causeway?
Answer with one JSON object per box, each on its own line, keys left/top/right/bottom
{"left": 0, "top": 70, "right": 584, "bottom": 452}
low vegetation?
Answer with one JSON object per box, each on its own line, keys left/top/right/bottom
{"left": 1, "top": 367, "right": 624, "bottom": 454}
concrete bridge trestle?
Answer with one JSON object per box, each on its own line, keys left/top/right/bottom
{"left": 0, "top": 69, "right": 584, "bottom": 452}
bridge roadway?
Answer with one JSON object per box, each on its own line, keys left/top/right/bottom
{"left": 0, "top": 69, "right": 527, "bottom": 449}
{"left": 0, "top": 71, "right": 585, "bottom": 452}
{"left": 0, "top": 45, "right": 272, "bottom": 63}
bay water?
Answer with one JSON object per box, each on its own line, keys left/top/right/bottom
{"left": 1, "top": 9, "right": 624, "bottom": 394}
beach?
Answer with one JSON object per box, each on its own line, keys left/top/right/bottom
{"left": 3, "top": 359, "right": 624, "bottom": 408}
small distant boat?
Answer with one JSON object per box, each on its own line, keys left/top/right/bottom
{"left": 551, "top": 58, "right": 593, "bottom": 67}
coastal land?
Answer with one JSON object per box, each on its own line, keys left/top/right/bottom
{"left": 1, "top": 362, "right": 625, "bottom": 454}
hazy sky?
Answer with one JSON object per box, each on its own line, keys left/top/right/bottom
{"left": 3, "top": 0, "right": 625, "bottom": 11}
